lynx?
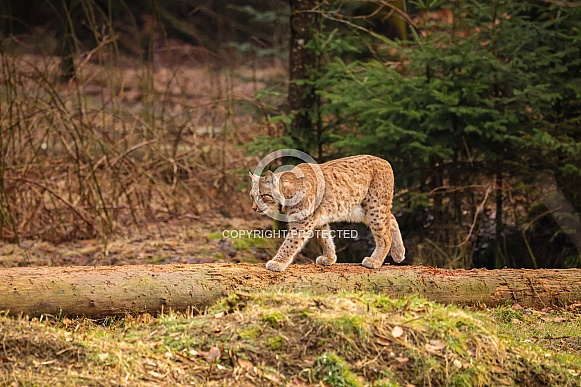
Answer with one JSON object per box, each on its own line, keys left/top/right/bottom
{"left": 249, "top": 155, "right": 405, "bottom": 272}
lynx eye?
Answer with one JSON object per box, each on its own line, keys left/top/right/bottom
{"left": 261, "top": 194, "right": 275, "bottom": 201}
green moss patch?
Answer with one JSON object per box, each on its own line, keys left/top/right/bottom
{"left": 1, "top": 293, "right": 579, "bottom": 386}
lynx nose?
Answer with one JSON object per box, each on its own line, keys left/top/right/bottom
{"left": 252, "top": 202, "right": 259, "bottom": 212}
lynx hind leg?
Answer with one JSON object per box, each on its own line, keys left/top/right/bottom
{"left": 315, "top": 224, "right": 337, "bottom": 266}
{"left": 362, "top": 216, "right": 393, "bottom": 270}
{"left": 389, "top": 214, "right": 405, "bottom": 263}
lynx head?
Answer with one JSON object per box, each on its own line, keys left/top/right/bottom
{"left": 249, "top": 168, "right": 306, "bottom": 215}
{"left": 249, "top": 169, "right": 281, "bottom": 213}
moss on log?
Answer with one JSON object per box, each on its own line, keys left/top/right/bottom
{"left": 0, "top": 263, "right": 580, "bottom": 318}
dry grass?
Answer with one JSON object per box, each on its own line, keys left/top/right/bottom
{"left": 0, "top": 48, "right": 284, "bottom": 266}
{"left": 1, "top": 292, "right": 579, "bottom": 386}
{"left": 0, "top": 49, "right": 285, "bottom": 246}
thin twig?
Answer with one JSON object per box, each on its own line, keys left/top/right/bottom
{"left": 454, "top": 186, "right": 492, "bottom": 247}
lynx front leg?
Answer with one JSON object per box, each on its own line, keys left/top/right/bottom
{"left": 266, "top": 225, "right": 313, "bottom": 272}
{"left": 315, "top": 224, "right": 337, "bottom": 266}
{"left": 362, "top": 215, "right": 393, "bottom": 270}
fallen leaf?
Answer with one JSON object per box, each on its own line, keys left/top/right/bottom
{"left": 98, "top": 353, "right": 109, "bottom": 361}
{"left": 511, "top": 303, "right": 523, "bottom": 311}
{"left": 376, "top": 336, "right": 391, "bottom": 346}
{"left": 238, "top": 359, "right": 254, "bottom": 369}
{"left": 429, "top": 339, "right": 446, "bottom": 349}
{"left": 392, "top": 326, "right": 404, "bottom": 338}
{"left": 206, "top": 346, "right": 221, "bottom": 363}
{"left": 395, "top": 356, "right": 409, "bottom": 363}
{"left": 188, "top": 349, "right": 198, "bottom": 357}
{"left": 453, "top": 359, "right": 462, "bottom": 368}
{"left": 425, "top": 339, "right": 446, "bottom": 353}
{"left": 62, "top": 318, "right": 74, "bottom": 326}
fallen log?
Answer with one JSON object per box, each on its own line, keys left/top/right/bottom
{"left": 0, "top": 263, "right": 580, "bottom": 318}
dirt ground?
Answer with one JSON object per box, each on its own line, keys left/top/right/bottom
{"left": 0, "top": 215, "right": 275, "bottom": 268}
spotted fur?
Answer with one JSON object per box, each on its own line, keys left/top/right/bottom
{"left": 250, "top": 155, "right": 405, "bottom": 272}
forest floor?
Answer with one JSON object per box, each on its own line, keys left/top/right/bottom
{"left": 1, "top": 291, "right": 580, "bottom": 386}
{"left": 0, "top": 216, "right": 279, "bottom": 269}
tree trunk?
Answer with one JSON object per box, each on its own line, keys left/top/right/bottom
{"left": 0, "top": 264, "right": 579, "bottom": 318}
{"left": 288, "top": 0, "right": 318, "bottom": 152}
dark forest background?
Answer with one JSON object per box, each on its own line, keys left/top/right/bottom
{"left": 0, "top": 0, "right": 579, "bottom": 269}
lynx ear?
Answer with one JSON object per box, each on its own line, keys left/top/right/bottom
{"left": 266, "top": 170, "right": 279, "bottom": 188}
{"left": 248, "top": 169, "right": 260, "bottom": 183}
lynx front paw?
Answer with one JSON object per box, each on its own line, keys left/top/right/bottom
{"left": 362, "top": 257, "right": 382, "bottom": 269}
{"left": 316, "top": 255, "right": 337, "bottom": 266}
{"left": 266, "top": 260, "right": 288, "bottom": 272}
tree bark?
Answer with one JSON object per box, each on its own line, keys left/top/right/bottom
{"left": 0, "top": 264, "right": 580, "bottom": 318}
{"left": 288, "top": 0, "right": 318, "bottom": 152}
